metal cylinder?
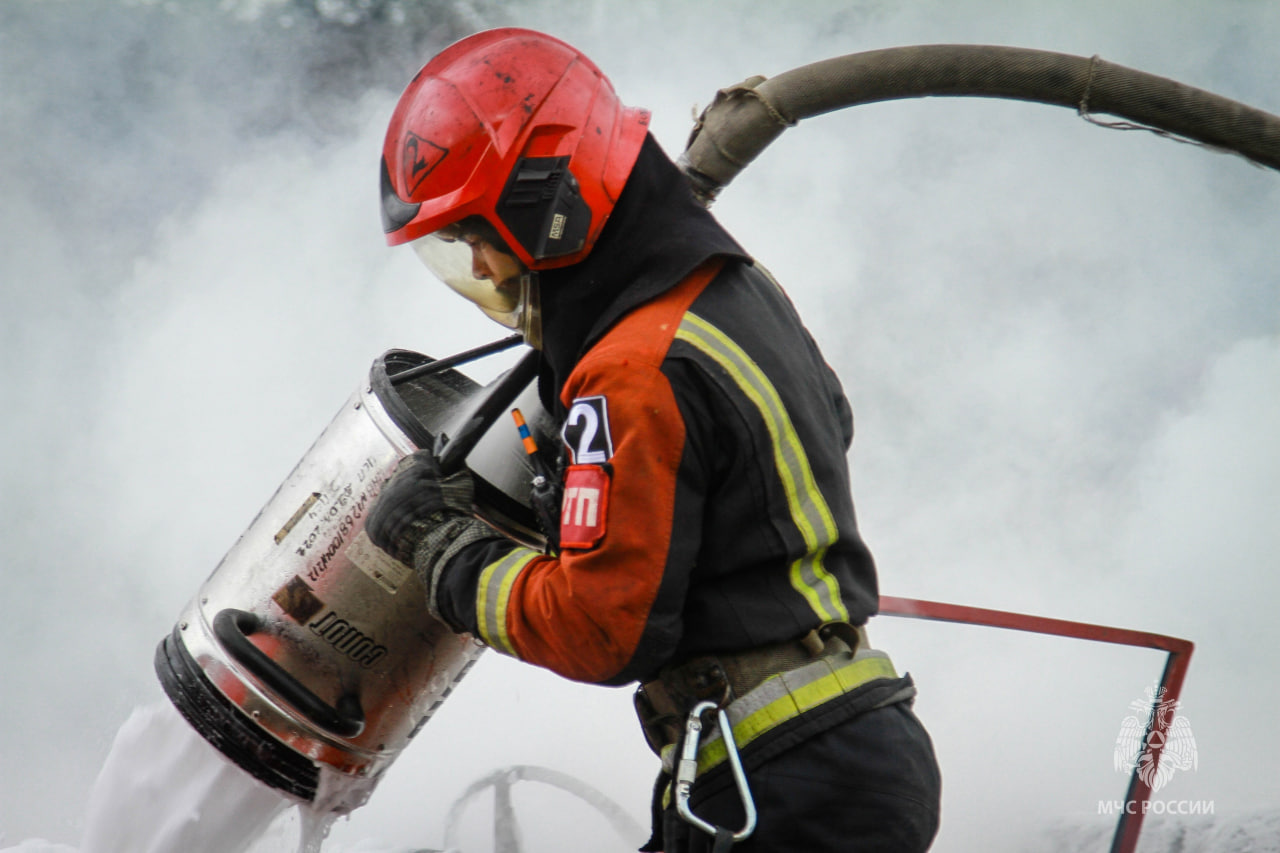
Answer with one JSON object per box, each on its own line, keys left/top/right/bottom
{"left": 155, "top": 349, "right": 554, "bottom": 812}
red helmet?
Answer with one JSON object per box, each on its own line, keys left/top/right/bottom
{"left": 380, "top": 28, "right": 651, "bottom": 270}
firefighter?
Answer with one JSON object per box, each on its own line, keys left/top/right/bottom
{"left": 368, "top": 28, "right": 941, "bottom": 852}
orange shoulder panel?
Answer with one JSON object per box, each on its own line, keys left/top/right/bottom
{"left": 498, "top": 259, "right": 725, "bottom": 682}
{"left": 576, "top": 257, "right": 726, "bottom": 373}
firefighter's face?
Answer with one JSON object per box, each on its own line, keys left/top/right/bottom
{"left": 464, "top": 235, "right": 527, "bottom": 293}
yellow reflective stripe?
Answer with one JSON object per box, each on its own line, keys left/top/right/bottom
{"left": 475, "top": 548, "right": 539, "bottom": 658}
{"left": 675, "top": 312, "right": 848, "bottom": 624}
{"left": 695, "top": 652, "right": 899, "bottom": 774}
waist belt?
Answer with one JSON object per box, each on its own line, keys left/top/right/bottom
{"left": 636, "top": 623, "right": 907, "bottom": 778}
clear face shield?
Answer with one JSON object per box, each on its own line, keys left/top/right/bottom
{"left": 410, "top": 217, "right": 543, "bottom": 349}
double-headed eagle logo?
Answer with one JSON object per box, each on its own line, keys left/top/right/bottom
{"left": 1114, "top": 685, "right": 1198, "bottom": 792}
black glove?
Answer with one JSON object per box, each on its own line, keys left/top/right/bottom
{"left": 366, "top": 450, "right": 475, "bottom": 564}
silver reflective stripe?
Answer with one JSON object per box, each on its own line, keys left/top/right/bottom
{"left": 475, "top": 547, "right": 539, "bottom": 657}
{"left": 675, "top": 312, "right": 849, "bottom": 625}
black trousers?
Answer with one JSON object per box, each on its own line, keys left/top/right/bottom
{"left": 660, "top": 701, "right": 941, "bottom": 852}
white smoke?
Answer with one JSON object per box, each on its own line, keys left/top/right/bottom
{"left": 1, "top": 1, "right": 1277, "bottom": 851}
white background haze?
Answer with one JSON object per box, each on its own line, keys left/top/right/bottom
{"left": 1, "top": 1, "right": 1278, "bottom": 851}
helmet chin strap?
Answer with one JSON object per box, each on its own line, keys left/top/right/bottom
{"left": 471, "top": 270, "right": 542, "bottom": 350}
{"left": 517, "top": 272, "right": 543, "bottom": 351}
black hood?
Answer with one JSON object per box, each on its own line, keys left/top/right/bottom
{"left": 535, "top": 133, "right": 749, "bottom": 414}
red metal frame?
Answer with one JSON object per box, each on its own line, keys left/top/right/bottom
{"left": 878, "top": 596, "right": 1195, "bottom": 853}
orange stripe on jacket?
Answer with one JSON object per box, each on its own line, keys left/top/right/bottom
{"left": 497, "top": 258, "right": 725, "bottom": 682}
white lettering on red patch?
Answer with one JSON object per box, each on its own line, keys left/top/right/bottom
{"left": 560, "top": 464, "right": 610, "bottom": 549}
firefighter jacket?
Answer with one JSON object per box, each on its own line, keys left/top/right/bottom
{"left": 433, "top": 135, "right": 880, "bottom": 686}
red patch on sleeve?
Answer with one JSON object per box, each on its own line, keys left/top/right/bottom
{"left": 559, "top": 464, "right": 610, "bottom": 550}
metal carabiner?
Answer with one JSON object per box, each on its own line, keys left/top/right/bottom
{"left": 674, "top": 700, "right": 758, "bottom": 844}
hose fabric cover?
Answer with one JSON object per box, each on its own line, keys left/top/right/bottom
{"left": 681, "top": 44, "right": 1280, "bottom": 202}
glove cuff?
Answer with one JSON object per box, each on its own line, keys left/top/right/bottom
{"left": 414, "top": 516, "right": 503, "bottom": 625}
{"left": 437, "top": 469, "right": 476, "bottom": 515}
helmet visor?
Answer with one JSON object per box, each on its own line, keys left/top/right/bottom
{"left": 409, "top": 219, "right": 542, "bottom": 346}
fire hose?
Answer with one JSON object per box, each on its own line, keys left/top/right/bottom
{"left": 679, "top": 44, "right": 1280, "bottom": 205}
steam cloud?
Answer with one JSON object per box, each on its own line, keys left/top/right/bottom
{"left": 2, "top": 2, "right": 1277, "bottom": 851}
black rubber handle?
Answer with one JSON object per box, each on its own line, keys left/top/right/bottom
{"left": 387, "top": 333, "right": 525, "bottom": 385}
{"left": 435, "top": 348, "right": 541, "bottom": 474}
{"left": 214, "top": 608, "right": 365, "bottom": 738}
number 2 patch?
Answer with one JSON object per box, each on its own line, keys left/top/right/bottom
{"left": 560, "top": 464, "right": 610, "bottom": 550}
{"left": 562, "top": 396, "right": 614, "bottom": 464}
